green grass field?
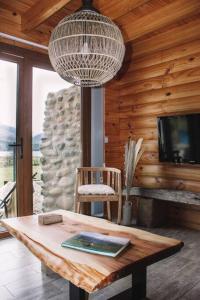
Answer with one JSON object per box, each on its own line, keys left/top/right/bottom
{"left": 0, "top": 165, "right": 42, "bottom": 187}
{"left": 0, "top": 166, "right": 13, "bottom": 187}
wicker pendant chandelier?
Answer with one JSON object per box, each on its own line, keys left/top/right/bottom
{"left": 48, "top": 0, "right": 125, "bottom": 87}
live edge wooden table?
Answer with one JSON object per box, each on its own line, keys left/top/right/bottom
{"left": 2, "top": 210, "right": 183, "bottom": 300}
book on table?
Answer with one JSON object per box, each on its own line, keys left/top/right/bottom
{"left": 61, "top": 231, "right": 130, "bottom": 257}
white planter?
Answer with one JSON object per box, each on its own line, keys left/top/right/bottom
{"left": 122, "top": 201, "right": 132, "bottom": 226}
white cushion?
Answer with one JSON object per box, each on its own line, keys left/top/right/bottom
{"left": 78, "top": 184, "right": 115, "bottom": 195}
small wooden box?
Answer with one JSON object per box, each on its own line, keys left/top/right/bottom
{"left": 38, "top": 214, "right": 63, "bottom": 225}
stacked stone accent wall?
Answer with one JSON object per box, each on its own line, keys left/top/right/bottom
{"left": 40, "top": 86, "right": 81, "bottom": 211}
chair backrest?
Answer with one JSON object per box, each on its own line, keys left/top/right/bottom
{"left": 0, "top": 182, "right": 16, "bottom": 208}
{"left": 76, "top": 167, "right": 121, "bottom": 193}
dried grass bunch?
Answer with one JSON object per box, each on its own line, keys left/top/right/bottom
{"left": 124, "top": 138, "right": 144, "bottom": 202}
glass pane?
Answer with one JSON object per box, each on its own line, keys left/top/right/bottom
{"left": 0, "top": 60, "right": 18, "bottom": 229}
{"left": 32, "top": 67, "right": 81, "bottom": 214}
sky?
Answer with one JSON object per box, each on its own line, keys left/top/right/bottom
{"left": 0, "top": 60, "right": 17, "bottom": 128}
{"left": 32, "top": 67, "right": 72, "bottom": 135}
{"left": 0, "top": 60, "right": 72, "bottom": 135}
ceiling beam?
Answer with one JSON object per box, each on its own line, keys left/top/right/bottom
{"left": 94, "top": 0, "right": 150, "bottom": 20}
{"left": 22, "top": 0, "right": 149, "bottom": 33}
{"left": 21, "top": 0, "right": 73, "bottom": 32}
{"left": 20, "top": 0, "right": 200, "bottom": 45}
{"left": 0, "top": 15, "right": 49, "bottom": 46}
{"left": 121, "top": 0, "right": 200, "bottom": 42}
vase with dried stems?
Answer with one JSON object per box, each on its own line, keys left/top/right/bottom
{"left": 123, "top": 138, "right": 144, "bottom": 225}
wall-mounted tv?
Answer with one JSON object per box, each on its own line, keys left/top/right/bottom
{"left": 158, "top": 113, "right": 200, "bottom": 164}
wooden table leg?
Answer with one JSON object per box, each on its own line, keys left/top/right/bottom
{"left": 69, "top": 282, "right": 89, "bottom": 300}
{"left": 132, "top": 267, "right": 147, "bottom": 299}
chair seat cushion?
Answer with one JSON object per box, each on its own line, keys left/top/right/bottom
{"left": 78, "top": 184, "right": 115, "bottom": 195}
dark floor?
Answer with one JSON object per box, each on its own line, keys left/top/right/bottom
{"left": 0, "top": 227, "right": 200, "bottom": 300}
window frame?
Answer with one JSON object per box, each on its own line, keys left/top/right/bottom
{"left": 0, "top": 42, "right": 91, "bottom": 224}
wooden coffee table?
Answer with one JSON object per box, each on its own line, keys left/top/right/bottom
{"left": 2, "top": 210, "right": 183, "bottom": 300}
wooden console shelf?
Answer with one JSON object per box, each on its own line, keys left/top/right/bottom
{"left": 123, "top": 187, "right": 200, "bottom": 206}
{"left": 123, "top": 187, "right": 200, "bottom": 228}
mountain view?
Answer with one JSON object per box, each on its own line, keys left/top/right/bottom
{"left": 0, "top": 124, "right": 42, "bottom": 151}
{"left": 32, "top": 134, "right": 42, "bottom": 151}
{"left": 0, "top": 124, "right": 16, "bottom": 151}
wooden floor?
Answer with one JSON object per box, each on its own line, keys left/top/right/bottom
{"left": 0, "top": 226, "right": 199, "bottom": 300}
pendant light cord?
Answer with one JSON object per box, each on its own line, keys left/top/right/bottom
{"left": 77, "top": 0, "right": 99, "bottom": 12}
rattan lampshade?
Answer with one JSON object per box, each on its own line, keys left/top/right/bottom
{"left": 48, "top": 0, "right": 125, "bottom": 87}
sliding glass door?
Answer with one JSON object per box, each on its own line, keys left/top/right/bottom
{"left": 0, "top": 59, "right": 18, "bottom": 235}
{"left": 0, "top": 45, "right": 34, "bottom": 237}
{"left": 0, "top": 42, "right": 83, "bottom": 237}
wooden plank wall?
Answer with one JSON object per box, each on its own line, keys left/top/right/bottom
{"left": 105, "top": 23, "right": 200, "bottom": 229}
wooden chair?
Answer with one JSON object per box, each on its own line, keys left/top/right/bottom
{"left": 74, "top": 167, "right": 122, "bottom": 224}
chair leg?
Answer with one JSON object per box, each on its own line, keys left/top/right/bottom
{"left": 107, "top": 202, "right": 111, "bottom": 221}
{"left": 4, "top": 204, "right": 8, "bottom": 218}
{"left": 77, "top": 202, "right": 81, "bottom": 214}
{"left": 74, "top": 195, "right": 78, "bottom": 213}
{"left": 117, "top": 196, "right": 122, "bottom": 224}
{"left": 75, "top": 202, "right": 79, "bottom": 213}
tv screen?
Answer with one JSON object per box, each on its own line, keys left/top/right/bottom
{"left": 158, "top": 113, "right": 200, "bottom": 164}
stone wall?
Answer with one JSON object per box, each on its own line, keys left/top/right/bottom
{"left": 40, "top": 86, "right": 81, "bottom": 211}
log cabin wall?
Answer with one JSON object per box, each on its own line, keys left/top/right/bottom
{"left": 1, "top": 0, "right": 200, "bottom": 228}
{"left": 105, "top": 20, "right": 200, "bottom": 230}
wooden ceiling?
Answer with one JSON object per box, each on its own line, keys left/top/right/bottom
{"left": 0, "top": 0, "right": 200, "bottom": 56}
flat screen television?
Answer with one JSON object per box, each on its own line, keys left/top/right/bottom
{"left": 158, "top": 113, "right": 200, "bottom": 164}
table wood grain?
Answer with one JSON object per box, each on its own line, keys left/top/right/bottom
{"left": 2, "top": 210, "right": 183, "bottom": 293}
